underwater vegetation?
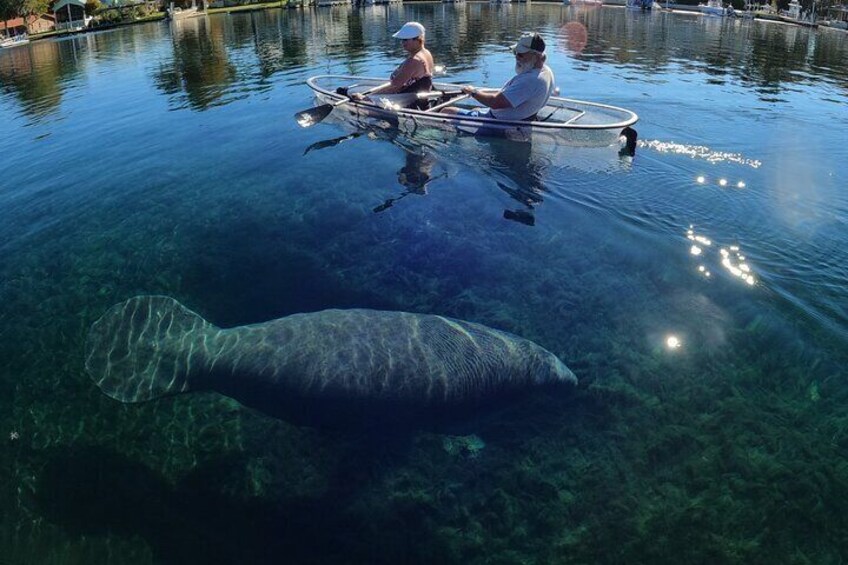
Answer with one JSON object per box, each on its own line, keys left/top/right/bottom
{"left": 3, "top": 6, "right": 848, "bottom": 564}
{"left": 2, "top": 165, "right": 848, "bottom": 565}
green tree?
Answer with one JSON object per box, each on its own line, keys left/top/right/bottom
{"left": 84, "top": 0, "right": 101, "bottom": 15}
{"left": 0, "top": 0, "right": 19, "bottom": 37}
{"left": 2, "top": 0, "right": 61, "bottom": 33}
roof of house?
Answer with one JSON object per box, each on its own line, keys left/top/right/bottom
{"left": 2, "top": 14, "right": 56, "bottom": 28}
{"left": 53, "top": 0, "right": 88, "bottom": 11}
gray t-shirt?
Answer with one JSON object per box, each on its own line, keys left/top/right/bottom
{"left": 492, "top": 64, "right": 556, "bottom": 121}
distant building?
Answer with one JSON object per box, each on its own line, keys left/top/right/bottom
{"left": 53, "top": 0, "right": 93, "bottom": 31}
{"left": 1, "top": 14, "right": 56, "bottom": 36}
{"left": 825, "top": 4, "right": 848, "bottom": 29}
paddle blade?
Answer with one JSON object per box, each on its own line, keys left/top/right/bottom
{"left": 294, "top": 103, "right": 333, "bottom": 128}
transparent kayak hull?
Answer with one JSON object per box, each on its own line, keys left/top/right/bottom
{"left": 306, "top": 75, "right": 639, "bottom": 147}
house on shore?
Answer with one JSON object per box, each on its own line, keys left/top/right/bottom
{"left": 53, "top": 0, "right": 93, "bottom": 31}
{"left": 1, "top": 14, "right": 56, "bottom": 37}
{"left": 822, "top": 3, "right": 848, "bottom": 28}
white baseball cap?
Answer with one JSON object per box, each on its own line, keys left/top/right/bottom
{"left": 392, "top": 22, "right": 425, "bottom": 40}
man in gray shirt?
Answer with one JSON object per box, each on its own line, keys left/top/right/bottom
{"left": 443, "top": 33, "right": 556, "bottom": 121}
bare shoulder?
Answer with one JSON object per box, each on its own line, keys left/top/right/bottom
{"left": 416, "top": 48, "right": 435, "bottom": 73}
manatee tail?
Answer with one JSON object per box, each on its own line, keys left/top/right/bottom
{"left": 85, "top": 296, "right": 213, "bottom": 403}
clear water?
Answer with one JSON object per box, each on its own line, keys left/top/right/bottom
{"left": 1, "top": 4, "right": 847, "bottom": 563}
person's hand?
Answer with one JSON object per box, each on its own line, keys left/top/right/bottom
{"left": 350, "top": 92, "right": 365, "bottom": 101}
{"left": 461, "top": 85, "right": 477, "bottom": 96}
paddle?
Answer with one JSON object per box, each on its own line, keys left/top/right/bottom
{"left": 426, "top": 93, "right": 471, "bottom": 113}
{"left": 294, "top": 82, "right": 390, "bottom": 128}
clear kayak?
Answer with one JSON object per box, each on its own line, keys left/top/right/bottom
{"left": 305, "top": 75, "right": 639, "bottom": 148}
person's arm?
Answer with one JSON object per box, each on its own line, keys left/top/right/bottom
{"left": 461, "top": 85, "right": 512, "bottom": 109}
{"left": 351, "top": 60, "right": 420, "bottom": 100}
{"left": 377, "top": 58, "right": 427, "bottom": 95}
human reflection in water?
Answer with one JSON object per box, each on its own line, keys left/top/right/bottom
{"left": 368, "top": 128, "right": 548, "bottom": 223}
{"left": 481, "top": 138, "right": 548, "bottom": 227}
{"left": 302, "top": 115, "right": 591, "bottom": 225}
{"left": 301, "top": 115, "right": 447, "bottom": 214}
{"left": 373, "top": 150, "right": 442, "bottom": 213}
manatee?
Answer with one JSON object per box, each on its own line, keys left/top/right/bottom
{"left": 85, "top": 296, "right": 576, "bottom": 427}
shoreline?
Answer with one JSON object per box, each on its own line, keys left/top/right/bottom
{"left": 22, "top": 0, "right": 840, "bottom": 44}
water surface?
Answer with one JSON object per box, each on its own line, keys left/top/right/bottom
{"left": 2, "top": 4, "right": 848, "bottom": 563}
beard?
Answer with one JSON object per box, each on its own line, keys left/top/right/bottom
{"left": 515, "top": 57, "right": 536, "bottom": 74}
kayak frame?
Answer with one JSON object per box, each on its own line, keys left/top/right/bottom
{"left": 306, "top": 75, "right": 639, "bottom": 147}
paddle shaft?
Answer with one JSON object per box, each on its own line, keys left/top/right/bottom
{"left": 331, "top": 82, "right": 391, "bottom": 107}
{"left": 426, "top": 94, "right": 471, "bottom": 113}
{"left": 294, "top": 82, "right": 391, "bottom": 128}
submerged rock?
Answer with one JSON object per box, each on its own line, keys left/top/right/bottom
{"left": 442, "top": 434, "right": 486, "bottom": 458}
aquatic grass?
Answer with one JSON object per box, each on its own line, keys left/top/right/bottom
{"left": 4, "top": 171, "right": 848, "bottom": 562}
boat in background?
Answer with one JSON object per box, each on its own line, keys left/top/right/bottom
{"left": 167, "top": 0, "right": 206, "bottom": 20}
{"left": 0, "top": 33, "right": 29, "bottom": 49}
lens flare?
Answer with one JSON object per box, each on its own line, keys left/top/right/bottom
{"left": 561, "top": 22, "right": 588, "bottom": 55}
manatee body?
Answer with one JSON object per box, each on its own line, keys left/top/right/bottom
{"left": 85, "top": 296, "right": 576, "bottom": 427}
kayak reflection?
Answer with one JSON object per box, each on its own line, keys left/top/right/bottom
{"left": 301, "top": 112, "right": 631, "bottom": 226}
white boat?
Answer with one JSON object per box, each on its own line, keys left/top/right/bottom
{"left": 0, "top": 34, "right": 29, "bottom": 49}
{"left": 699, "top": 0, "right": 727, "bottom": 16}
{"left": 301, "top": 75, "right": 639, "bottom": 148}
{"left": 168, "top": 1, "right": 206, "bottom": 20}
